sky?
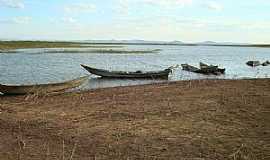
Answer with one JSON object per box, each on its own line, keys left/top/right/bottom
{"left": 0, "top": 0, "right": 270, "bottom": 43}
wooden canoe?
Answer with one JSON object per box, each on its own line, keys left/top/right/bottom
{"left": 81, "top": 64, "right": 172, "bottom": 79}
{"left": 0, "top": 76, "right": 88, "bottom": 95}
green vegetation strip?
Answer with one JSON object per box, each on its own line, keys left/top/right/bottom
{"left": 50, "top": 49, "right": 161, "bottom": 54}
{"left": 0, "top": 49, "right": 161, "bottom": 54}
{"left": 0, "top": 41, "right": 123, "bottom": 50}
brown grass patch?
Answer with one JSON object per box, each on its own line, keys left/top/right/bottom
{"left": 0, "top": 79, "right": 269, "bottom": 159}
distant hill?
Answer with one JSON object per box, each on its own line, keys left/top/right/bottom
{"left": 83, "top": 40, "right": 184, "bottom": 45}
{"left": 196, "top": 41, "right": 250, "bottom": 45}
{"left": 81, "top": 40, "right": 251, "bottom": 46}
{"left": 197, "top": 41, "right": 218, "bottom": 45}
{"left": 2, "top": 39, "right": 264, "bottom": 47}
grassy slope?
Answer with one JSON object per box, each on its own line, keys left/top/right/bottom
{"left": 0, "top": 79, "right": 269, "bottom": 160}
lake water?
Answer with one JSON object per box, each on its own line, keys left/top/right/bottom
{"left": 0, "top": 45, "right": 269, "bottom": 90}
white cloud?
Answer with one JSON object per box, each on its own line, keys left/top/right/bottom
{"left": 12, "top": 16, "right": 31, "bottom": 24}
{"left": 117, "top": 0, "right": 130, "bottom": 14}
{"left": 0, "top": 19, "right": 10, "bottom": 23}
{"left": 0, "top": 0, "right": 24, "bottom": 9}
{"left": 0, "top": 16, "right": 31, "bottom": 24}
{"left": 116, "top": 0, "right": 193, "bottom": 13}
{"left": 206, "top": 2, "right": 223, "bottom": 11}
{"left": 64, "top": 3, "right": 96, "bottom": 13}
{"left": 143, "top": 0, "right": 193, "bottom": 8}
{"left": 61, "top": 17, "right": 77, "bottom": 23}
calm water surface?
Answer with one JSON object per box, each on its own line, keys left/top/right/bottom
{"left": 0, "top": 45, "right": 269, "bottom": 90}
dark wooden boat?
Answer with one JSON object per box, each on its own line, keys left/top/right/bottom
{"left": 262, "top": 60, "right": 270, "bottom": 66}
{"left": 181, "top": 63, "right": 224, "bottom": 75}
{"left": 81, "top": 64, "right": 172, "bottom": 79}
{"left": 181, "top": 64, "right": 200, "bottom": 73}
{"left": 246, "top": 61, "right": 260, "bottom": 67}
{"left": 199, "top": 62, "right": 225, "bottom": 74}
{"left": 0, "top": 76, "right": 88, "bottom": 95}
{"left": 200, "top": 62, "right": 218, "bottom": 69}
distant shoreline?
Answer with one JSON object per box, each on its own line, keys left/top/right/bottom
{"left": 1, "top": 40, "right": 270, "bottom": 50}
{"left": 80, "top": 43, "right": 270, "bottom": 48}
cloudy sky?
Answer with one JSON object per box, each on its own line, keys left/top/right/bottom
{"left": 0, "top": 0, "right": 270, "bottom": 43}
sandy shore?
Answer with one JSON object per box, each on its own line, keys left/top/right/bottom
{"left": 0, "top": 79, "right": 269, "bottom": 160}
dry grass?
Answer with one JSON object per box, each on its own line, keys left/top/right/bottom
{"left": 0, "top": 79, "right": 269, "bottom": 160}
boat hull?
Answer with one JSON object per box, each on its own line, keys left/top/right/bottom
{"left": 81, "top": 65, "right": 171, "bottom": 79}
{"left": 182, "top": 63, "right": 225, "bottom": 75}
{"left": 199, "top": 62, "right": 226, "bottom": 74}
{"left": 0, "top": 76, "right": 88, "bottom": 95}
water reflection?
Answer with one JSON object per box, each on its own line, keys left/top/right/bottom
{"left": 84, "top": 77, "right": 166, "bottom": 90}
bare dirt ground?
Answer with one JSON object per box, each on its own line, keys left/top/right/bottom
{"left": 0, "top": 79, "right": 269, "bottom": 160}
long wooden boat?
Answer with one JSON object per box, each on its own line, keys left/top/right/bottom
{"left": 81, "top": 64, "right": 172, "bottom": 79}
{"left": 0, "top": 76, "right": 88, "bottom": 95}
